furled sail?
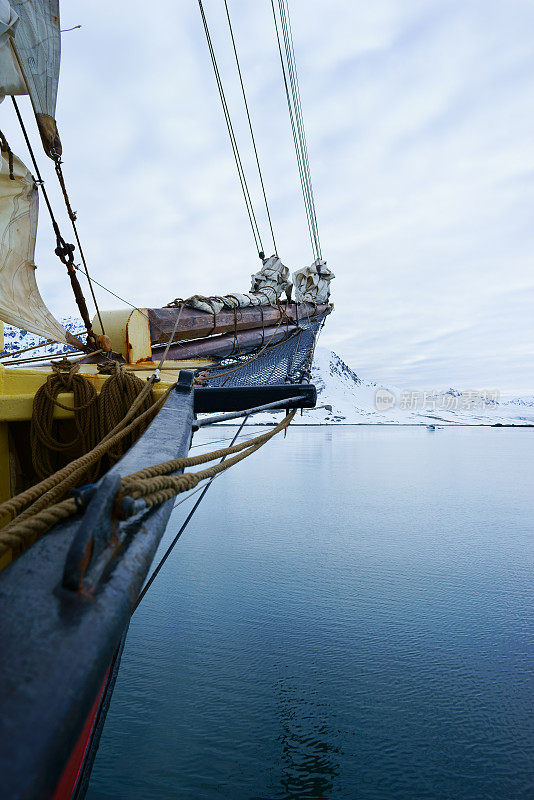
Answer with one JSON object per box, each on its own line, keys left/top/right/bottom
{"left": 166, "top": 256, "right": 292, "bottom": 315}
{"left": 293, "top": 259, "right": 334, "bottom": 304}
{"left": 9, "top": 0, "right": 61, "bottom": 157}
{"left": 0, "top": 145, "right": 69, "bottom": 343}
{"left": 250, "top": 256, "right": 291, "bottom": 301}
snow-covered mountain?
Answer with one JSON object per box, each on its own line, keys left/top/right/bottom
{"left": 251, "top": 348, "right": 533, "bottom": 425}
{"left": 2, "top": 321, "right": 531, "bottom": 425}
{"left": 1, "top": 317, "right": 85, "bottom": 360}
{"left": 300, "top": 348, "right": 534, "bottom": 426}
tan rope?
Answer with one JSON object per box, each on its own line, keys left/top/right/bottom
{"left": 30, "top": 363, "right": 100, "bottom": 480}
{"left": 0, "top": 373, "right": 172, "bottom": 530}
{"left": 1, "top": 498, "right": 77, "bottom": 558}
{"left": 0, "top": 410, "right": 295, "bottom": 562}
{"left": 126, "top": 415, "right": 292, "bottom": 506}
{"left": 122, "top": 414, "right": 289, "bottom": 485}
{"left": 97, "top": 361, "right": 155, "bottom": 466}
{"left": 30, "top": 361, "right": 156, "bottom": 481}
{"left": 0, "top": 390, "right": 172, "bottom": 545}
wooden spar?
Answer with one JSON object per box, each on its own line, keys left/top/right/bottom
{"left": 152, "top": 322, "right": 298, "bottom": 361}
{"left": 148, "top": 302, "right": 332, "bottom": 345}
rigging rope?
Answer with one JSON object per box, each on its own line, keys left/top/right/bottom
{"left": 72, "top": 265, "right": 151, "bottom": 323}
{"left": 223, "top": 0, "right": 277, "bottom": 256}
{"left": 52, "top": 156, "right": 106, "bottom": 335}
{"left": 0, "top": 332, "right": 85, "bottom": 362}
{"left": 9, "top": 105, "right": 165, "bottom": 342}
{"left": 270, "top": 0, "right": 322, "bottom": 260}
{"left": 0, "top": 407, "right": 295, "bottom": 563}
{"left": 10, "top": 97, "right": 97, "bottom": 344}
{"left": 153, "top": 302, "right": 185, "bottom": 379}
{"left": 133, "top": 415, "right": 249, "bottom": 611}
{"left": 0, "top": 347, "right": 84, "bottom": 367}
{"left": 198, "top": 0, "right": 264, "bottom": 258}
{"left": 278, "top": 0, "right": 321, "bottom": 258}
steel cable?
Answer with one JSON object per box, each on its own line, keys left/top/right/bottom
{"left": 198, "top": 0, "right": 264, "bottom": 257}
{"left": 270, "top": 0, "right": 322, "bottom": 260}
{"left": 224, "top": 0, "right": 278, "bottom": 256}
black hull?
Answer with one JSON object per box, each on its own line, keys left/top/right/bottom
{"left": 0, "top": 386, "right": 195, "bottom": 799}
{"left": 0, "top": 380, "right": 315, "bottom": 799}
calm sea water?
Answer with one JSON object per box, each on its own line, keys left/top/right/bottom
{"left": 86, "top": 427, "right": 533, "bottom": 800}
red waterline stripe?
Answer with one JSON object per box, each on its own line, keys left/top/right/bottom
{"left": 52, "top": 666, "right": 111, "bottom": 800}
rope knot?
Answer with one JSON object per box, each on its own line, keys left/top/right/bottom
{"left": 97, "top": 360, "right": 122, "bottom": 377}
{"left": 52, "top": 358, "right": 80, "bottom": 374}
{"left": 54, "top": 239, "right": 76, "bottom": 267}
{"left": 49, "top": 361, "right": 81, "bottom": 391}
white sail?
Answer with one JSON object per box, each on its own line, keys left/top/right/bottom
{"left": 0, "top": 0, "right": 26, "bottom": 100}
{"left": 0, "top": 145, "right": 69, "bottom": 343}
{"left": 10, "top": 0, "right": 61, "bottom": 157}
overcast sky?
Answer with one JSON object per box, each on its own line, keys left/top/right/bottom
{"left": 2, "top": 0, "right": 533, "bottom": 393}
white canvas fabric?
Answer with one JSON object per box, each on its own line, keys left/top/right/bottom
{"left": 292, "top": 259, "right": 334, "bottom": 304}
{"left": 184, "top": 293, "right": 263, "bottom": 315}
{"left": 0, "top": 0, "right": 26, "bottom": 100}
{"left": 181, "top": 256, "right": 291, "bottom": 315}
{"left": 0, "top": 147, "right": 68, "bottom": 342}
{"left": 10, "top": 0, "right": 61, "bottom": 155}
{"left": 251, "top": 255, "right": 291, "bottom": 299}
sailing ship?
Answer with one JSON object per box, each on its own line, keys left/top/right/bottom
{"left": 0, "top": 1, "right": 333, "bottom": 797}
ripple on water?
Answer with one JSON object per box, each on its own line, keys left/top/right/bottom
{"left": 87, "top": 428, "right": 534, "bottom": 800}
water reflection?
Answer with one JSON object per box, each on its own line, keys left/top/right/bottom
{"left": 276, "top": 680, "right": 341, "bottom": 800}
{"left": 87, "top": 427, "right": 534, "bottom": 800}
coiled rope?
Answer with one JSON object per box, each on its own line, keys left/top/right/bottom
{"left": 97, "top": 361, "right": 155, "bottom": 466}
{"left": 30, "top": 362, "right": 156, "bottom": 481}
{"left": 31, "top": 363, "right": 99, "bottom": 480}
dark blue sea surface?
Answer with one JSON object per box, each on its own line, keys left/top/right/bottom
{"left": 86, "top": 427, "right": 533, "bottom": 800}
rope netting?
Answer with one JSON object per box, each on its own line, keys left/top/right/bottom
{"left": 203, "top": 311, "right": 326, "bottom": 388}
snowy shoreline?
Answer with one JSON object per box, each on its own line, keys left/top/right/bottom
{"left": 2, "top": 320, "right": 532, "bottom": 427}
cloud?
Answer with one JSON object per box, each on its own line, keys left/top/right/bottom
{"left": 2, "top": 0, "right": 532, "bottom": 392}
